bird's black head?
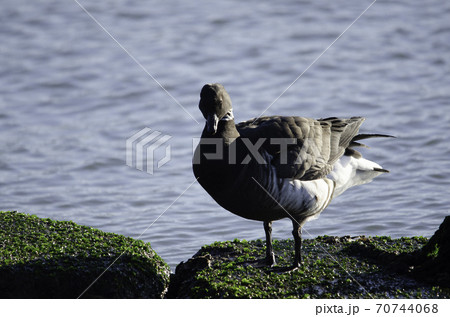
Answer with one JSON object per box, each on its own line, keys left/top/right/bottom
{"left": 199, "top": 83, "right": 232, "bottom": 135}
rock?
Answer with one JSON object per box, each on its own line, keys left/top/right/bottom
{"left": 168, "top": 236, "right": 450, "bottom": 299}
{"left": 412, "top": 216, "right": 450, "bottom": 287}
{"left": 4, "top": 210, "right": 448, "bottom": 299}
{"left": 167, "top": 254, "right": 212, "bottom": 299}
{"left": 0, "top": 211, "right": 170, "bottom": 298}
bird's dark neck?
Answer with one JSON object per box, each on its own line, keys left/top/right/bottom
{"left": 201, "top": 119, "right": 240, "bottom": 143}
{"left": 196, "top": 119, "right": 243, "bottom": 179}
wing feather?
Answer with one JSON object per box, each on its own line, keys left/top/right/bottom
{"left": 237, "top": 116, "right": 365, "bottom": 180}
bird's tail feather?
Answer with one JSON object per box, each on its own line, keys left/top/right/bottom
{"left": 351, "top": 134, "right": 395, "bottom": 147}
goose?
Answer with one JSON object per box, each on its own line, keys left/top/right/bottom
{"left": 193, "top": 83, "right": 392, "bottom": 270}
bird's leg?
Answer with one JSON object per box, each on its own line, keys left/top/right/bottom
{"left": 292, "top": 220, "right": 303, "bottom": 268}
{"left": 264, "top": 221, "right": 276, "bottom": 266}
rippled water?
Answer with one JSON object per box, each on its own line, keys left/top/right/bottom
{"left": 1, "top": 0, "right": 449, "bottom": 270}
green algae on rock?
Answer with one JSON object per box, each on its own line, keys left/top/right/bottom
{"left": 0, "top": 211, "right": 170, "bottom": 298}
{"left": 168, "top": 235, "right": 450, "bottom": 299}
{"left": 412, "top": 216, "right": 450, "bottom": 288}
{"left": 3, "top": 210, "right": 448, "bottom": 299}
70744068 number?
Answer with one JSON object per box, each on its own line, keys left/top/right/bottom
{"left": 375, "top": 303, "right": 438, "bottom": 314}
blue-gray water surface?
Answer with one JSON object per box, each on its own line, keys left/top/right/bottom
{"left": 1, "top": 0, "right": 449, "bottom": 270}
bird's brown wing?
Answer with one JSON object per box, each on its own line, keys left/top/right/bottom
{"left": 236, "top": 116, "right": 365, "bottom": 180}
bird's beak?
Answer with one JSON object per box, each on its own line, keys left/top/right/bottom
{"left": 206, "top": 113, "right": 219, "bottom": 135}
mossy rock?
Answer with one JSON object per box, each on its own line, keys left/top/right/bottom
{"left": 0, "top": 211, "right": 170, "bottom": 298}
{"left": 412, "top": 216, "right": 450, "bottom": 287}
{"left": 168, "top": 235, "right": 450, "bottom": 299}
